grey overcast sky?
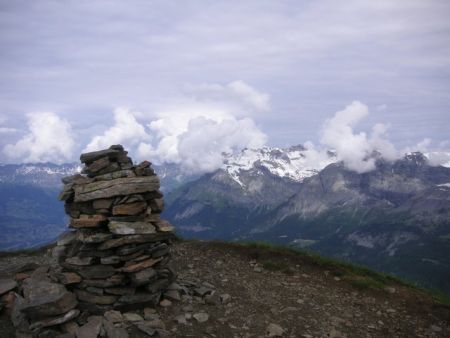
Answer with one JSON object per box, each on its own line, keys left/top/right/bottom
{"left": 0, "top": 0, "right": 449, "bottom": 168}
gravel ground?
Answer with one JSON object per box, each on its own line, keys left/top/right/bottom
{"left": 1, "top": 240, "right": 450, "bottom": 338}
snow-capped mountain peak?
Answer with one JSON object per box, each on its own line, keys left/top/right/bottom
{"left": 222, "top": 145, "right": 336, "bottom": 187}
{"left": 0, "top": 163, "right": 82, "bottom": 188}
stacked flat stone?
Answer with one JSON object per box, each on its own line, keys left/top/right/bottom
{"left": 55, "top": 145, "right": 176, "bottom": 314}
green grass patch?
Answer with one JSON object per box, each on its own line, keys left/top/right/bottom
{"left": 345, "top": 276, "right": 386, "bottom": 291}
{"left": 261, "top": 260, "right": 294, "bottom": 275}
{"left": 439, "top": 234, "right": 450, "bottom": 241}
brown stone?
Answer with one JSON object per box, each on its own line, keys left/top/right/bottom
{"left": 74, "top": 176, "right": 160, "bottom": 202}
{"left": 15, "top": 273, "right": 30, "bottom": 281}
{"left": 58, "top": 272, "right": 82, "bottom": 285}
{"left": 80, "top": 148, "right": 121, "bottom": 164}
{"left": 86, "top": 156, "right": 111, "bottom": 173}
{"left": 1, "top": 291, "right": 16, "bottom": 314}
{"left": 98, "top": 233, "right": 175, "bottom": 250}
{"left": 75, "top": 290, "right": 118, "bottom": 305}
{"left": 92, "top": 198, "right": 114, "bottom": 210}
{"left": 112, "top": 201, "right": 147, "bottom": 216}
{"left": 146, "top": 213, "right": 161, "bottom": 222}
{"left": 70, "top": 214, "right": 107, "bottom": 228}
{"left": 154, "top": 220, "right": 174, "bottom": 232}
{"left": 119, "top": 258, "right": 162, "bottom": 273}
{"left": 135, "top": 161, "right": 153, "bottom": 176}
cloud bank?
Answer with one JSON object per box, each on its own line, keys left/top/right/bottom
{"left": 1, "top": 81, "right": 448, "bottom": 174}
{"left": 84, "top": 81, "right": 268, "bottom": 173}
{"left": 319, "top": 101, "right": 399, "bottom": 173}
{"left": 83, "top": 108, "right": 151, "bottom": 153}
{"left": 3, "top": 112, "right": 75, "bottom": 164}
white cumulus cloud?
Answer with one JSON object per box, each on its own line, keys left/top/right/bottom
{"left": 137, "top": 102, "right": 267, "bottom": 173}
{"left": 134, "top": 81, "right": 269, "bottom": 173}
{"left": 79, "top": 81, "right": 270, "bottom": 173}
{"left": 84, "top": 107, "right": 151, "bottom": 153}
{"left": 3, "top": 112, "right": 75, "bottom": 163}
{"left": 320, "top": 101, "right": 399, "bottom": 173}
{"left": 177, "top": 116, "right": 267, "bottom": 173}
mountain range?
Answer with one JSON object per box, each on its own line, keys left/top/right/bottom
{"left": 0, "top": 146, "right": 449, "bottom": 295}
{"left": 165, "top": 149, "right": 450, "bottom": 294}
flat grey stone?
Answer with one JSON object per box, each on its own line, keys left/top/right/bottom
{"left": 76, "top": 315, "right": 103, "bottom": 338}
{"left": 103, "top": 319, "right": 129, "bottom": 338}
{"left": 108, "top": 221, "right": 156, "bottom": 235}
{"left": 193, "top": 312, "right": 209, "bottom": 323}
{"left": 29, "top": 309, "right": 79, "bottom": 331}
{"left": 0, "top": 278, "right": 17, "bottom": 295}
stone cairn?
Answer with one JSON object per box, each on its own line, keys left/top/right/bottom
{"left": 6, "top": 145, "right": 176, "bottom": 337}
{"left": 57, "top": 145, "right": 176, "bottom": 313}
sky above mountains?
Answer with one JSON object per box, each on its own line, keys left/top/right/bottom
{"left": 1, "top": 1, "right": 449, "bottom": 172}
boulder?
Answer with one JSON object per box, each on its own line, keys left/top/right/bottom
{"left": 20, "top": 279, "right": 77, "bottom": 319}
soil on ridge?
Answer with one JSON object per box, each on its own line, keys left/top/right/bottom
{"left": 1, "top": 240, "right": 450, "bottom": 338}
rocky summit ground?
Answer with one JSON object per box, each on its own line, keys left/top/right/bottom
{"left": 1, "top": 240, "right": 450, "bottom": 338}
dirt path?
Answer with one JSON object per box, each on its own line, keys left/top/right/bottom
{"left": 1, "top": 241, "right": 449, "bottom": 338}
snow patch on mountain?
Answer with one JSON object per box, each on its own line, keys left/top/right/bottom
{"left": 222, "top": 145, "right": 336, "bottom": 187}
{"left": 0, "top": 163, "right": 82, "bottom": 187}
{"left": 16, "top": 164, "right": 82, "bottom": 176}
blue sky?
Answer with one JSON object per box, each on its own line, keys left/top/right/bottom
{"left": 0, "top": 0, "right": 449, "bottom": 169}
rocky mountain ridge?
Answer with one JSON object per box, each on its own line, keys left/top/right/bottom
{"left": 165, "top": 152, "right": 450, "bottom": 295}
{"left": 1, "top": 147, "right": 449, "bottom": 295}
